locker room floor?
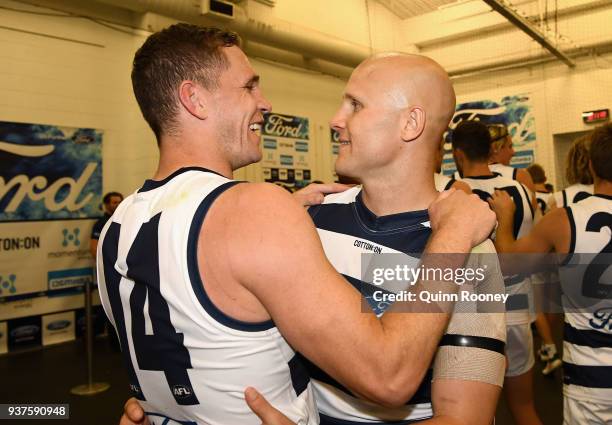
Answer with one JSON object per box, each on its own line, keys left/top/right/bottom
{"left": 0, "top": 331, "right": 563, "bottom": 425}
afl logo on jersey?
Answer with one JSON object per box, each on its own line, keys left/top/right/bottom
{"left": 172, "top": 385, "right": 193, "bottom": 399}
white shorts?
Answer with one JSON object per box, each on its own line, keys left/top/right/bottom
{"left": 564, "top": 396, "right": 612, "bottom": 425}
{"left": 505, "top": 323, "right": 535, "bottom": 377}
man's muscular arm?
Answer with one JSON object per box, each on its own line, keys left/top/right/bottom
{"left": 488, "top": 190, "right": 569, "bottom": 255}
{"left": 516, "top": 168, "right": 537, "bottom": 210}
{"left": 422, "top": 241, "right": 505, "bottom": 425}
{"left": 209, "top": 184, "right": 494, "bottom": 407}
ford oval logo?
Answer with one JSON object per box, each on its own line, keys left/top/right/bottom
{"left": 10, "top": 325, "right": 40, "bottom": 338}
{"left": 47, "top": 320, "right": 70, "bottom": 331}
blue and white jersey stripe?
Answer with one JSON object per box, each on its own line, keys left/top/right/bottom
{"left": 559, "top": 194, "right": 612, "bottom": 404}
{"left": 305, "top": 187, "right": 434, "bottom": 424}
{"left": 97, "top": 167, "right": 317, "bottom": 425}
{"left": 457, "top": 172, "right": 535, "bottom": 325}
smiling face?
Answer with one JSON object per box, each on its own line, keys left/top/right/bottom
{"left": 209, "top": 46, "right": 272, "bottom": 170}
{"left": 329, "top": 64, "right": 403, "bottom": 181}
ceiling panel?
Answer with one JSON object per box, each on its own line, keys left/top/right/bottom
{"left": 375, "top": 0, "right": 462, "bottom": 19}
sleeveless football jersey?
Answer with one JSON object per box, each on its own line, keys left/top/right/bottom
{"left": 559, "top": 194, "right": 612, "bottom": 404}
{"left": 434, "top": 173, "right": 455, "bottom": 192}
{"left": 458, "top": 173, "right": 535, "bottom": 325}
{"left": 304, "top": 187, "right": 506, "bottom": 424}
{"left": 97, "top": 167, "right": 317, "bottom": 425}
{"left": 489, "top": 163, "right": 518, "bottom": 181}
{"left": 535, "top": 191, "right": 550, "bottom": 215}
{"left": 551, "top": 184, "right": 594, "bottom": 209}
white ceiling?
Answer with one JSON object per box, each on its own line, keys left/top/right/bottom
{"left": 375, "top": 0, "right": 463, "bottom": 19}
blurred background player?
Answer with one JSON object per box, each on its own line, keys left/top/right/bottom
{"left": 489, "top": 122, "right": 612, "bottom": 425}
{"left": 433, "top": 137, "right": 471, "bottom": 193}
{"left": 549, "top": 134, "right": 594, "bottom": 211}
{"left": 90, "top": 191, "right": 123, "bottom": 258}
{"left": 451, "top": 120, "right": 542, "bottom": 425}
{"left": 488, "top": 123, "right": 536, "bottom": 197}
{"left": 90, "top": 191, "right": 123, "bottom": 351}
{"left": 526, "top": 163, "right": 563, "bottom": 375}
{"left": 527, "top": 164, "right": 552, "bottom": 215}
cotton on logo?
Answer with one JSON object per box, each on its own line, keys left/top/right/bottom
{"left": 62, "top": 228, "right": 81, "bottom": 247}
{"left": 0, "top": 274, "right": 16, "bottom": 295}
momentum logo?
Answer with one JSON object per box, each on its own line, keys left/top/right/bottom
{"left": 62, "top": 228, "right": 81, "bottom": 247}
{"left": 0, "top": 274, "right": 16, "bottom": 296}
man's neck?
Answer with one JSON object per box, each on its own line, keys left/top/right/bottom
{"left": 594, "top": 179, "right": 612, "bottom": 196}
{"left": 360, "top": 172, "right": 438, "bottom": 217}
{"left": 461, "top": 161, "right": 493, "bottom": 178}
{"left": 154, "top": 136, "right": 233, "bottom": 180}
{"left": 534, "top": 183, "right": 548, "bottom": 192}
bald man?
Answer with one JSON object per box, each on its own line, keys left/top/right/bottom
{"left": 298, "top": 53, "right": 505, "bottom": 425}
{"left": 123, "top": 52, "right": 505, "bottom": 425}
{"left": 110, "top": 26, "right": 496, "bottom": 425}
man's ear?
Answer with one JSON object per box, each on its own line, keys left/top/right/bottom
{"left": 178, "top": 81, "right": 208, "bottom": 120}
{"left": 400, "top": 106, "right": 426, "bottom": 142}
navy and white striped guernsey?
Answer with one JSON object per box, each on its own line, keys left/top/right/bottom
{"left": 535, "top": 191, "right": 550, "bottom": 215}
{"left": 559, "top": 194, "right": 612, "bottom": 404}
{"left": 457, "top": 172, "right": 535, "bottom": 325}
{"left": 489, "top": 163, "right": 518, "bottom": 181}
{"left": 96, "top": 167, "right": 317, "bottom": 425}
{"left": 433, "top": 173, "right": 455, "bottom": 192}
{"left": 303, "top": 187, "right": 505, "bottom": 424}
{"left": 551, "top": 183, "right": 593, "bottom": 209}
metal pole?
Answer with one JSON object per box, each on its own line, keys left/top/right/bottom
{"left": 71, "top": 276, "right": 110, "bottom": 396}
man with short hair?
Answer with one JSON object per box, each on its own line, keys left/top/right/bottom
{"left": 434, "top": 137, "right": 471, "bottom": 193}
{"left": 303, "top": 53, "right": 505, "bottom": 425}
{"left": 451, "top": 120, "right": 542, "bottom": 425}
{"left": 489, "top": 122, "right": 612, "bottom": 425}
{"left": 89, "top": 191, "right": 123, "bottom": 258}
{"left": 106, "top": 24, "right": 496, "bottom": 424}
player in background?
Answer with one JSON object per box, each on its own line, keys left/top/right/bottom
{"left": 434, "top": 136, "right": 471, "bottom": 193}
{"left": 488, "top": 123, "right": 536, "bottom": 197}
{"left": 489, "top": 122, "right": 612, "bottom": 425}
{"left": 451, "top": 120, "right": 542, "bottom": 425}
{"left": 526, "top": 163, "right": 563, "bottom": 375}
{"left": 549, "top": 135, "right": 594, "bottom": 211}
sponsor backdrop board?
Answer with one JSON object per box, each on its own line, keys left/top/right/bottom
{"left": 260, "top": 113, "right": 312, "bottom": 190}
{"left": 0, "top": 120, "right": 103, "bottom": 354}
{"left": 0, "top": 321, "right": 6, "bottom": 354}
{"left": 330, "top": 129, "right": 340, "bottom": 182}
{"left": 442, "top": 94, "right": 536, "bottom": 175}
{"left": 42, "top": 311, "right": 75, "bottom": 346}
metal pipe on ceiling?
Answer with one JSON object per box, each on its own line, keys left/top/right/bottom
{"left": 482, "top": 0, "right": 575, "bottom": 67}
